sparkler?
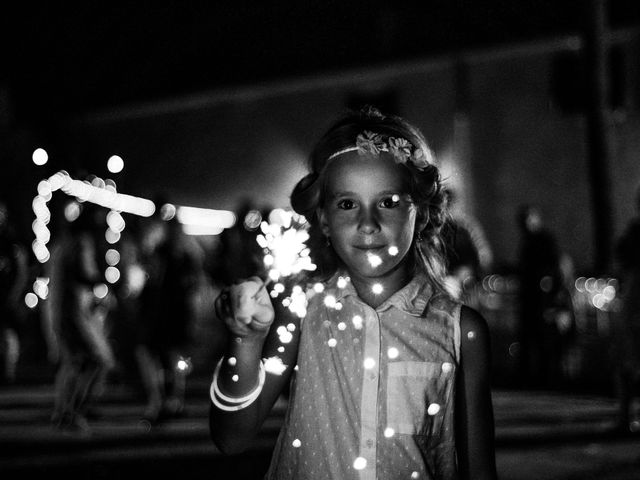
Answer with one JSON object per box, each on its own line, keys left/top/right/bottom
{"left": 256, "top": 208, "right": 316, "bottom": 319}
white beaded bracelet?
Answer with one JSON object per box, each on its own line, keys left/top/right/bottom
{"left": 210, "top": 357, "right": 266, "bottom": 411}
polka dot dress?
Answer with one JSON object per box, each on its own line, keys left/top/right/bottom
{"left": 265, "top": 272, "right": 461, "bottom": 480}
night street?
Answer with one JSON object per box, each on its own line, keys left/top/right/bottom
{"left": 1, "top": 373, "right": 639, "bottom": 479}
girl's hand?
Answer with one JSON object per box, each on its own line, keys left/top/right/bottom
{"left": 215, "top": 277, "right": 275, "bottom": 341}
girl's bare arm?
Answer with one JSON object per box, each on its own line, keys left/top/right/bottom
{"left": 455, "top": 305, "right": 498, "bottom": 480}
{"left": 209, "top": 279, "right": 301, "bottom": 454}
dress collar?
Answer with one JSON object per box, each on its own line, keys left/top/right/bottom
{"left": 326, "top": 269, "right": 434, "bottom": 317}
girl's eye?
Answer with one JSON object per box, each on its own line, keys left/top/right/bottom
{"left": 337, "top": 199, "right": 356, "bottom": 210}
{"left": 380, "top": 195, "right": 401, "bottom": 209}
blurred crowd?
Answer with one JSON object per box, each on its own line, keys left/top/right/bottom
{"left": 0, "top": 185, "right": 639, "bottom": 434}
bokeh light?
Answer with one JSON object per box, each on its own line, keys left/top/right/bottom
{"left": 107, "top": 155, "right": 124, "bottom": 173}
{"left": 32, "top": 148, "right": 48, "bottom": 166}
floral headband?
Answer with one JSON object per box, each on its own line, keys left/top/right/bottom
{"left": 326, "top": 130, "right": 431, "bottom": 170}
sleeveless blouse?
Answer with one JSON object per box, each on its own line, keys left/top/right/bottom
{"left": 266, "top": 271, "right": 462, "bottom": 480}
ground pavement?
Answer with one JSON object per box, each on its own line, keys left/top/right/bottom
{"left": 0, "top": 372, "right": 639, "bottom": 480}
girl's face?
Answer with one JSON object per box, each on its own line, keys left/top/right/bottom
{"left": 319, "top": 153, "right": 419, "bottom": 285}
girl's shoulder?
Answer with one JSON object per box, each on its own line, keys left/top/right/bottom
{"left": 423, "top": 289, "right": 462, "bottom": 320}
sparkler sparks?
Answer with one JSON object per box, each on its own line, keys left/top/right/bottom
{"left": 257, "top": 209, "right": 315, "bottom": 282}
{"left": 263, "top": 356, "right": 287, "bottom": 375}
{"left": 366, "top": 252, "right": 382, "bottom": 268}
{"left": 353, "top": 457, "right": 367, "bottom": 470}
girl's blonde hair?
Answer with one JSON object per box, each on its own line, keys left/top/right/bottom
{"left": 290, "top": 106, "right": 449, "bottom": 292}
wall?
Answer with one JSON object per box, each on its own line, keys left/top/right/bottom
{"left": 61, "top": 36, "right": 640, "bottom": 275}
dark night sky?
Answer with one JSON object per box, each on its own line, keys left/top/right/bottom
{"left": 2, "top": 1, "right": 639, "bottom": 125}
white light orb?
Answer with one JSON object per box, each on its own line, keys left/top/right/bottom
{"left": 32, "top": 148, "right": 48, "bottom": 166}
{"left": 353, "top": 457, "right": 367, "bottom": 470}
{"left": 107, "top": 155, "right": 124, "bottom": 173}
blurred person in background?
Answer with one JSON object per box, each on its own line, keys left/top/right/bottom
{"left": 613, "top": 186, "right": 640, "bottom": 432}
{"left": 45, "top": 201, "right": 115, "bottom": 433}
{"left": 104, "top": 216, "right": 147, "bottom": 384}
{"left": 516, "top": 204, "right": 571, "bottom": 389}
{"left": 208, "top": 198, "right": 266, "bottom": 287}
{"left": 441, "top": 189, "right": 493, "bottom": 306}
{"left": 135, "top": 201, "right": 203, "bottom": 424}
{"left": 0, "top": 200, "right": 29, "bottom": 385}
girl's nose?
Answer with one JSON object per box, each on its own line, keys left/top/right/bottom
{"left": 358, "top": 207, "right": 380, "bottom": 234}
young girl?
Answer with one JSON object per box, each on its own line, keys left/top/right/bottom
{"left": 210, "top": 107, "right": 497, "bottom": 480}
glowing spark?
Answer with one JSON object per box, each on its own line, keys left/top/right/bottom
{"left": 388, "top": 245, "right": 399, "bottom": 256}
{"left": 227, "top": 357, "right": 237, "bottom": 367}
{"left": 335, "top": 302, "right": 343, "bottom": 310}
{"left": 277, "top": 326, "right": 293, "bottom": 344}
{"left": 286, "top": 323, "right": 296, "bottom": 332}
{"left": 387, "top": 347, "right": 399, "bottom": 359}
{"left": 176, "top": 357, "right": 192, "bottom": 373}
{"left": 232, "top": 375, "right": 239, "bottom": 382}
{"left": 286, "top": 287, "right": 308, "bottom": 318}
{"left": 258, "top": 213, "right": 316, "bottom": 281}
{"left": 292, "top": 439, "right": 302, "bottom": 448}
{"left": 324, "top": 295, "right": 337, "bottom": 308}
{"left": 384, "top": 427, "right": 395, "bottom": 438}
{"left": 177, "top": 359, "right": 188, "bottom": 371}
{"left": 352, "top": 315, "right": 363, "bottom": 329}
{"left": 278, "top": 346, "right": 285, "bottom": 353}
{"left": 467, "top": 331, "right": 476, "bottom": 341}
{"left": 441, "top": 362, "right": 452, "bottom": 373}
{"left": 353, "top": 457, "right": 367, "bottom": 470}
{"left": 372, "top": 283, "right": 383, "bottom": 295}
{"left": 367, "top": 252, "right": 382, "bottom": 267}
{"left": 337, "top": 276, "right": 348, "bottom": 289}
{"left": 263, "top": 356, "right": 287, "bottom": 375}
{"left": 427, "top": 403, "right": 440, "bottom": 415}
{"left": 411, "top": 472, "right": 420, "bottom": 479}
{"left": 313, "top": 282, "right": 325, "bottom": 293}
{"left": 327, "top": 338, "right": 337, "bottom": 348}
{"left": 363, "top": 358, "right": 376, "bottom": 369}
{"left": 337, "top": 322, "right": 346, "bottom": 331}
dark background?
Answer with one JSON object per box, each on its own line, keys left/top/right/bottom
{"left": 2, "top": 1, "right": 639, "bottom": 120}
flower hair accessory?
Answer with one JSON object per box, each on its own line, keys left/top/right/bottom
{"left": 328, "top": 130, "right": 430, "bottom": 170}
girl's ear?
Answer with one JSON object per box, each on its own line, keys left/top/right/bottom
{"left": 318, "top": 208, "right": 331, "bottom": 238}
